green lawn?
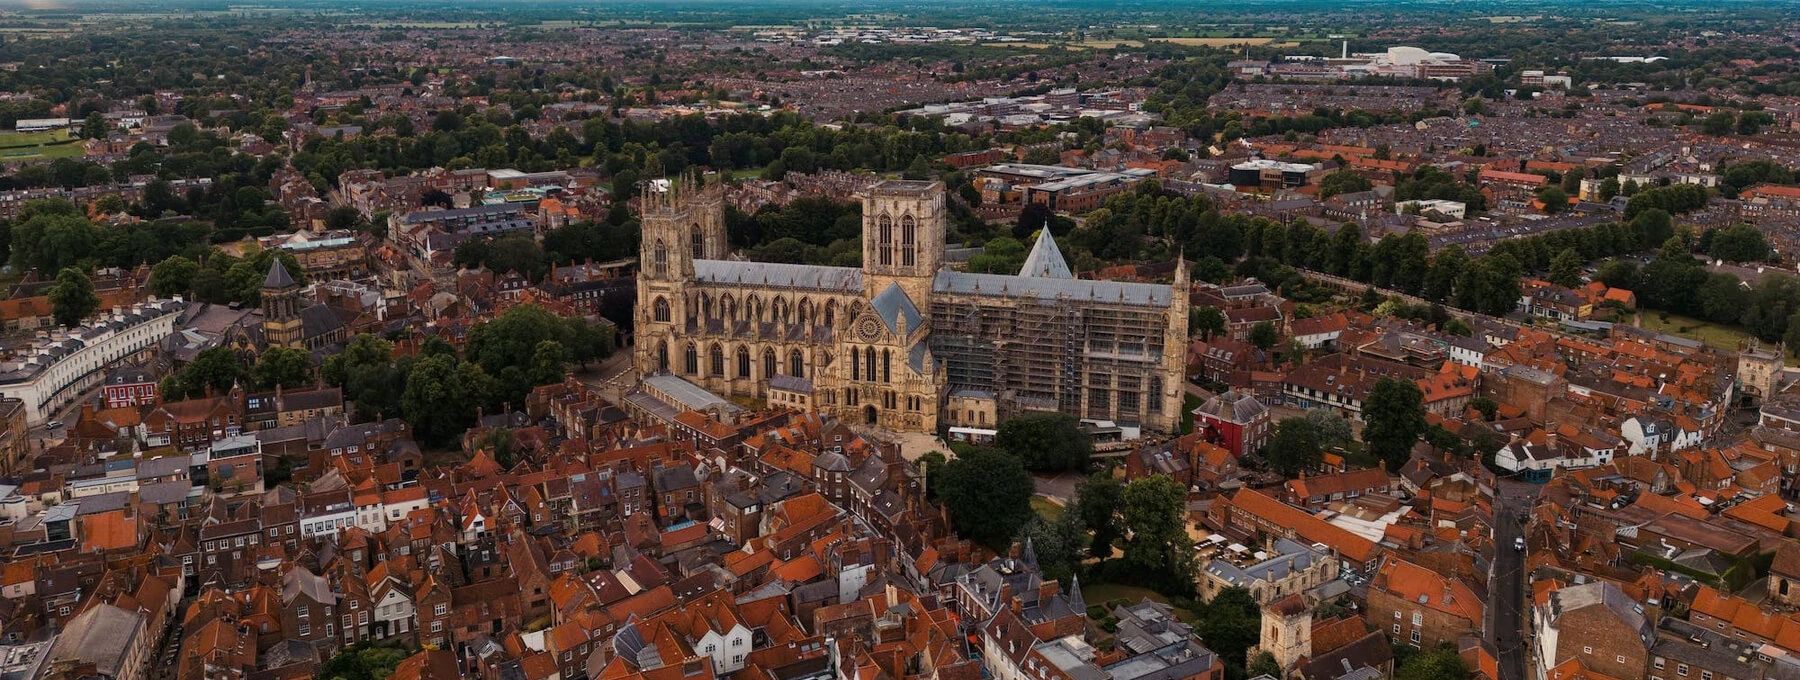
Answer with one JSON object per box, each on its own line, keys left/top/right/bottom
{"left": 1031, "top": 495, "right": 1064, "bottom": 522}
{"left": 0, "top": 130, "right": 72, "bottom": 146}
{"left": 1082, "top": 582, "right": 1198, "bottom": 624}
{"left": 728, "top": 166, "right": 767, "bottom": 180}
{"left": 1635, "top": 312, "right": 1753, "bottom": 352}
{"left": 1082, "top": 582, "right": 1168, "bottom": 606}
{"left": 0, "top": 129, "right": 84, "bottom": 160}
{"left": 1180, "top": 393, "right": 1202, "bottom": 435}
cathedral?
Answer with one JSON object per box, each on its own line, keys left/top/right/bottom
{"left": 632, "top": 178, "right": 1188, "bottom": 435}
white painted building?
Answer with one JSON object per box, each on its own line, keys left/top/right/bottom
{"left": 0, "top": 300, "right": 184, "bottom": 424}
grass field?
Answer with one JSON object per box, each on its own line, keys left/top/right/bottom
{"left": 1083, "top": 583, "right": 1167, "bottom": 605}
{"left": 1153, "top": 37, "right": 1279, "bottom": 46}
{"left": 1635, "top": 312, "right": 1753, "bottom": 352}
{"left": 0, "top": 129, "right": 84, "bottom": 160}
{"left": 728, "top": 166, "right": 767, "bottom": 180}
{"left": 1031, "top": 495, "right": 1064, "bottom": 522}
{"left": 1082, "top": 583, "right": 1198, "bottom": 624}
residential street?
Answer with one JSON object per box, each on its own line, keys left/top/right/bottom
{"left": 1488, "top": 479, "right": 1541, "bottom": 680}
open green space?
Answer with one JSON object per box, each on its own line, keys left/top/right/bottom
{"left": 1030, "top": 494, "right": 1063, "bottom": 522}
{"left": 1635, "top": 311, "right": 1753, "bottom": 352}
{"left": 0, "top": 129, "right": 85, "bottom": 160}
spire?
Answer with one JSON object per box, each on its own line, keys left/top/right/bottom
{"left": 1018, "top": 228, "right": 1073, "bottom": 279}
{"left": 1068, "top": 573, "right": 1085, "bottom": 612}
{"left": 263, "top": 258, "right": 296, "bottom": 289}
{"left": 1020, "top": 536, "right": 1039, "bottom": 573}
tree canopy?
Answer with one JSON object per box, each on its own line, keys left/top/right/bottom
{"left": 937, "top": 447, "right": 1035, "bottom": 551}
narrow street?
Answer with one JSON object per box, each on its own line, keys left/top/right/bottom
{"left": 1488, "top": 479, "right": 1541, "bottom": 680}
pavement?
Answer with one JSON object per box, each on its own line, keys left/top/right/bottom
{"left": 1033, "top": 472, "right": 1082, "bottom": 504}
{"left": 1487, "top": 479, "right": 1542, "bottom": 680}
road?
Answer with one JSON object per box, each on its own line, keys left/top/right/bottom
{"left": 1033, "top": 472, "right": 1081, "bottom": 504}
{"left": 1488, "top": 479, "right": 1541, "bottom": 680}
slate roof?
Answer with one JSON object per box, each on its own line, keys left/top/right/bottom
{"left": 871, "top": 282, "right": 922, "bottom": 334}
{"left": 264, "top": 258, "right": 297, "bottom": 289}
{"left": 934, "top": 271, "right": 1171, "bottom": 307}
{"left": 693, "top": 260, "right": 863, "bottom": 292}
{"left": 1018, "top": 228, "right": 1073, "bottom": 279}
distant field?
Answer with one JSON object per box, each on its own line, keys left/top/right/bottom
{"left": 0, "top": 130, "right": 83, "bottom": 160}
{"left": 1154, "top": 37, "right": 1280, "bottom": 46}
{"left": 1078, "top": 39, "right": 1145, "bottom": 48}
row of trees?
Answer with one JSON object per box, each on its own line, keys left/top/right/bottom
{"left": 319, "top": 305, "right": 615, "bottom": 446}
{"left": 160, "top": 346, "right": 317, "bottom": 401}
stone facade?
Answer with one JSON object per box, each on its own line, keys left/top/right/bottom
{"left": 632, "top": 177, "right": 1187, "bottom": 433}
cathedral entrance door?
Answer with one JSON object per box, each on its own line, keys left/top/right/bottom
{"left": 864, "top": 405, "right": 879, "bottom": 425}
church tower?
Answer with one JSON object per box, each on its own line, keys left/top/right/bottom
{"left": 635, "top": 175, "right": 727, "bottom": 375}
{"left": 862, "top": 180, "right": 945, "bottom": 303}
{"left": 1256, "top": 595, "right": 1313, "bottom": 672}
{"left": 638, "top": 175, "right": 726, "bottom": 283}
{"left": 261, "top": 259, "right": 304, "bottom": 349}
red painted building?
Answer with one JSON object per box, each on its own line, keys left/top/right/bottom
{"left": 102, "top": 366, "right": 158, "bottom": 409}
{"left": 1192, "top": 389, "right": 1270, "bottom": 458}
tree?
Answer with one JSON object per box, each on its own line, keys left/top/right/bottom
{"left": 150, "top": 255, "right": 200, "bottom": 298}
{"left": 1249, "top": 321, "right": 1278, "bottom": 351}
{"left": 1318, "top": 170, "right": 1372, "bottom": 199}
{"left": 163, "top": 346, "right": 247, "bottom": 400}
{"left": 252, "top": 347, "right": 314, "bottom": 389}
{"left": 1262, "top": 416, "right": 1323, "bottom": 477}
{"left": 1547, "top": 247, "right": 1584, "bottom": 288}
{"left": 400, "top": 354, "right": 498, "bottom": 447}
{"left": 464, "top": 304, "right": 611, "bottom": 406}
{"left": 996, "top": 412, "right": 1093, "bottom": 472}
{"left": 1191, "top": 587, "right": 1261, "bottom": 680}
{"left": 1248, "top": 652, "right": 1282, "bottom": 679}
{"left": 1701, "top": 111, "right": 1737, "bottom": 137}
{"left": 8, "top": 200, "right": 99, "bottom": 273}
{"left": 83, "top": 110, "right": 108, "bottom": 139}
{"left": 324, "top": 334, "right": 407, "bottom": 420}
{"left": 1362, "top": 377, "right": 1427, "bottom": 469}
{"left": 1422, "top": 245, "right": 1468, "bottom": 303}
{"left": 1015, "top": 509, "right": 1085, "bottom": 584}
{"left": 1190, "top": 306, "right": 1227, "bottom": 340}
{"left": 1394, "top": 646, "right": 1470, "bottom": 680}
{"left": 1469, "top": 396, "right": 1499, "bottom": 421}
{"left": 966, "top": 236, "right": 1027, "bottom": 274}
{"left": 1015, "top": 202, "right": 1055, "bottom": 240}
{"left": 1594, "top": 259, "right": 1640, "bottom": 289}
{"left": 938, "top": 447, "right": 1035, "bottom": 550}
{"left": 1074, "top": 473, "right": 1124, "bottom": 561}
{"left": 1598, "top": 177, "right": 1621, "bottom": 201}
{"left": 1707, "top": 223, "right": 1771, "bottom": 263}
{"left": 93, "top": 194, "right": 127, "bottom": 215}
{"left": 318, "top": 642, "right": 409, "bottom": 680}
{"left": 1119, "top": 475, "right": 1194, "bottom": 588}
{"left": 1537, "top": 186, "right": 1569, "bottom": 214}
{"left": 48, "top": 267, "right": 98, "bottom": 327}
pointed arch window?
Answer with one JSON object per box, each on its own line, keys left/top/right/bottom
{"left": 764, "top": 350, "right": 778, "bottom": 378}
{"left": 658, "top": 342, "right": 669, "bottom": 372}
{"left": 736, "top": 347, "right": 751, "bottom": 378}
{"left": 901, "top": 215, "right": 916, "bottom": 267}
{"left": 790, "top": 350, "right": 805, "bottom": 378}
{"left": 684, "top": 343, "right": 698, "bottom": 375}
{"left": 691, "top": 225, "right": 704, "bottom": 259}
{"left": 882, "top": 349, "right": 892, "bottom": 383}
{"left": 878, "top": 215, "right": 893, "bottom": 266}
{"left": 652, "top": 297, "right": 670, "bottom": 323}
{"left": 653, "top": 240, "right": 668, "bottom": 277}
{"left": 709, "top": 344, "right": 725, "bottom": 376}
